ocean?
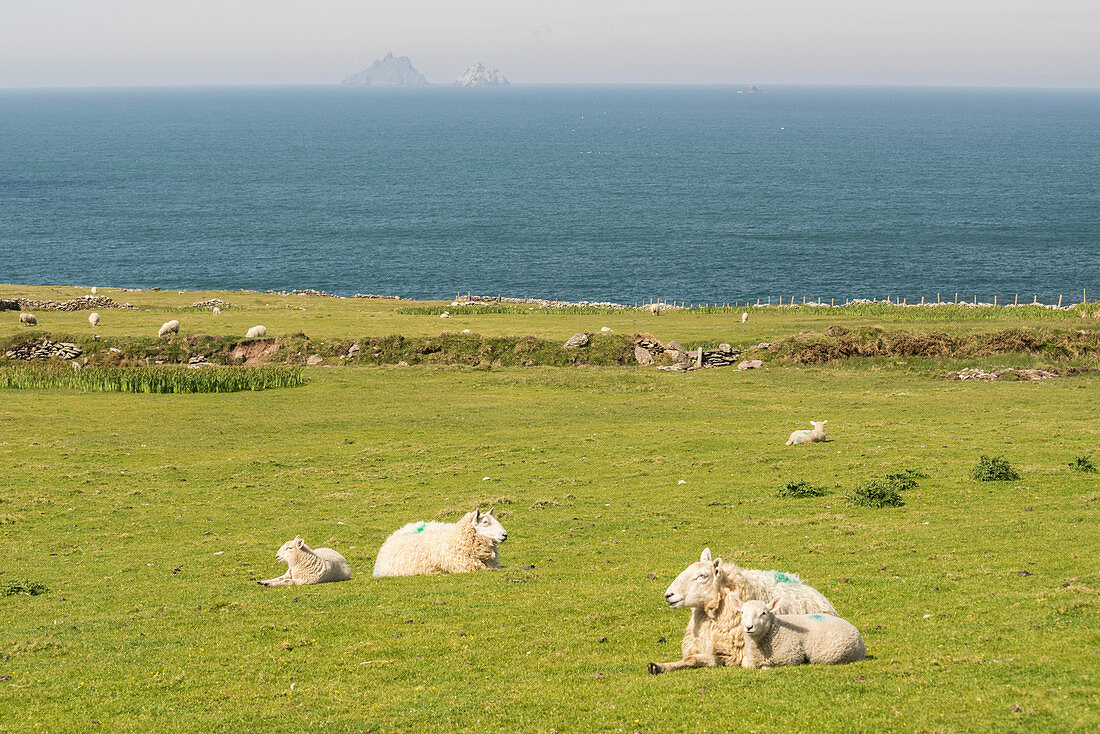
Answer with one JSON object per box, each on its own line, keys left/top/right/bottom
{"left": 1, "top": 84, "right": 1097, "bottom": 303}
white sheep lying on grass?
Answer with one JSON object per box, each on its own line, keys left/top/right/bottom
{"left": 736, "top": 597, "right": 865, "bottom": 668}
{"left": 259, "top": 536, "right": 352, "bottom": 586}
{"left": 245, "top": 325, "right": 267, "bottom": 338}
{"left": 787, "top": 420, "right": 827, "bottom": 445}
{"left": 648, "top": 548, "right": 837, "bottom": 674}
{"left": 158, "top": 319, "right": 179, "bottom": 337}
{"left": 19, "top": 312, "right": 37, "bottom": 326}
{"left": 373, "top": 508, "right": 507, "bottom": 577}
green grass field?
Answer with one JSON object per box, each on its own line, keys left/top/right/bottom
{"left": 1, "top": 285, "right": 1098, "bottom": 732}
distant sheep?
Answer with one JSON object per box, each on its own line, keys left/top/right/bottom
{"left": 90, "top": 287, "right": 98, "bottom": 295}
{"left": 650, "top": 303, "right": 661, "bottom": 316}
{"left": 373, "top": 508, "right": 507, "bottom": 577}
{"left": 736, "top": 597, "right": 865, "bottom": 668}
{"left": 245, "top": 325, "right": 267, "bottom": 338}
{"left": 648, "top": 548, "right": 837, "bottom": 674}
{"left": 787, "top": 420, "right": 827, "bottom": 445}
{"left": 258, "top": 536, "right": 352, "bottom": 586}
{"left": 742, "top": 312, "right": 748, "bottom": 324}
{"left": 19, "top": 312, "right": 37, "bottom": 326}
{"left": 158, "top": 319, "right": 179, "bottom": 337}
{"left": 212, "top": 306, "right": 221, "bottom": 316}
{"left": 88, "top": 312, "right": 100, "bottom": 327}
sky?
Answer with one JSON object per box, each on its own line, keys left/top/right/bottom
{"left": 1, "top": 0, "right": 1098, "bottom": 88}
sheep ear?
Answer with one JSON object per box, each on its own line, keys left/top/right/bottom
{"left": 729, "top": 596, "right": 743, "bottom": 610}
{"left": 700, "top": 548, "right": 712, "bottom": 562}
{"left": 822, "top": 420, "right": 828, "bottom": 424}
{"left": 294, "top": 537, "right": 304, "bottom": 548}
{"left": 474, "top": 509, "right": 481, "bottom": 522}
{"left": 488, "top": 506, "right": 495, "bottom": 515}
{"left": 713, "top": 558, "right": 722, "bottom": 574}
{"left": 768, "top": 597, "right": 782, "bottom": 612}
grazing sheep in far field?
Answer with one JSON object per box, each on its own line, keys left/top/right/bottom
{"left": 648, "top": 548, "right": 837, "bottom": 675}
{"left": 88, "top": 312, "right": 100, "bottom": 327}
{"left": 787, "top": 420, "right": 827, "bottom": 445}
{"left": 742, "top": 312, "right": 748, "bottom": 324}
{"left": 258, "top": 536, "right": 352, "bottom": 586}
{"left": 736, "top": 597, "right": 865, "bottom": 669}
{"left": 19, "top": 312, "right": 37, "bottom": 326}
{"left": 158, "top": 319, "right": 179, "bottom": 337}
{"left": 90, "top": 287, "right": 97, "bottom": 295}
{"left": 650, "top": 303, "right": 661, "bottom": 316}
{"left": 212, "top": 306, "right": 221, "bottom": 316}
{"left": 245, "top": 325, "right": 266, "bottom": 338}
{"left": 373, "top": 508, "right": 507, "bottom": 577}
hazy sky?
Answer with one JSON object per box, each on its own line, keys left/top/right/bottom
{"left": 2, "top": 0, "right": 1098, "bottom": 88}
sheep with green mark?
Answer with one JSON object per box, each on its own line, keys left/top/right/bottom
{"left": 373, "top": 508, "right": 507, "bottom": 577}
{"left": 736, "top": 597, "right": 865, "bottom": 668}
{"left": 787, "top": 420, "right": 827, "bottom": 445}
{"left": 648, "top": 548, "right": 838, "bottom": 674}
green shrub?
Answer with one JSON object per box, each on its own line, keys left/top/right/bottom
{"left": 0, "top": 363, "right": 305, "bottom": 393}
{"left": 777, "top": 480, "right": 828, "bottom": 498}
{"left": 846, "top": 479, "right": 905, "bottom": 508}
{"left": 883, "top": 469, "right": 927, "bottom": 492}
{"left": 970, "top": 455, "right": 1020, "bottom": 481}
{"left": 1069, "top": 455, "right": 1097, "bottom": 473}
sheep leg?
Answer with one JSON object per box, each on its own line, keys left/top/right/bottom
{"left": 647, "top": 655, "right": 714, "bottom": 675}
{"left": 258, "top": 571, "right": 296, "bottom": 586}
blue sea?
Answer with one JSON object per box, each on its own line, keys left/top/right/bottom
{"left": 1, "top": 85, "right": 1097, "bottom": 303}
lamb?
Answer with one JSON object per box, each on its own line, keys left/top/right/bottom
{"left": 787, "top": 420, "right": 827, "bottom": 445}
{"left": 19, "top": 312, "right": 37, "bottom": 326}
{"left": 742, "top": 312, "right": 748, "bottom": 324}
{"left": 88, "top": 312, "right": 100, "bottom": 327}
{"left": 258, "top": 536, "right": 352, "bottom": 586}
{"left": 158, "top": 319, "right": 180, "bottom": 337}
{"left": 373, "top": 508, "right": 507, "bottom": 577}
{"left": 245, "top": 325, "right": 267, "bottom": 338}
{"left": 212, "top": 306, "right": 221, "bottom": 316}
{"left": 648, "top": 548, "right": 837, "bottom": 674}
{"left": 736, "top": 597, "right": 865, "bottom": 668}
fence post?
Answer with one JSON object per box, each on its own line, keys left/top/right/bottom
{"left": 1058, "top": 294, "right": 1063, "bottom": 308}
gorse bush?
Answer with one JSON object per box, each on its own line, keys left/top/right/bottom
{"left": 777, "top": 480, "right": 828, "bottom": 498}
{"left": 970, "top": 455, "right": 1021, "bottom": 481}
{"left": 883, "top": 469, "right": 927, "bottom": 492}
{"left": 1068, "top": 455, "right": 1097, "bottom": 473}
{"left": 0, "top": 364, "right": 305, "bottom": 393}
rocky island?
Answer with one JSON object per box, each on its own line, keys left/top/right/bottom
{"left": 341, "top": 52, "right": 430, "bottom": 86}
{"left": 454, "top": 63, "right": 510, "bottom": 87}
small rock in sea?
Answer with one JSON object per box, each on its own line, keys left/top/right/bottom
{"left": 563, "top": 333, "right": 589, "bottom": 348}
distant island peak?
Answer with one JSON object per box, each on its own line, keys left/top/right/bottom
{"left": 341, "top": 52, "right": 430, "bottom": 87}
{"left": 454, "top": 62, "right": 510, "bottom": 87}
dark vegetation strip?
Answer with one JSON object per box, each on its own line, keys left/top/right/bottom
{"left": 0, "top": 363, "right": 305, "bottom": 393}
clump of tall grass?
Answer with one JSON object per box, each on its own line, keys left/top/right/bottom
{"left": 1068, "top": 455, "right": 1097, "bottom": 473}
{"left": 1, "top": 580, "right": 48, "bottom": 596}
{"left": 0, "top": 363, "right": 305, "bottom": 393}
{"left": 846, "top": 480, "right": 906, "bottom": 508}
{"left": 970, "top": 455, "right": 1020, "bottom": 482}
{"left": 882, "top": 468, "right": 928, "bottom": 492}
{"left": 777, "top": 480, "right": 828, "bottom": 498}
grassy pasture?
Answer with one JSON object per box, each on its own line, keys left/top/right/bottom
{"left": 0, "top": 286, "right": 1098, "bottom": 732}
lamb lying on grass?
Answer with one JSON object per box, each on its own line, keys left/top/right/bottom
{"left": 258, "top": 536, "right": 352, "bottom": 586}
{"left": 648, "top": 548, "right": 837, "bottom": 674}
{"left": 787, "top": 420, "right": 827, "bottom": 445}
{"left": 373, "top": 508, "right": 507, "bottom": 577}
{"left": 245, "top": 325, "right": 266, "bottom": 338}
{"left": 736, "top": 597, "right": 865, "bottom": 668}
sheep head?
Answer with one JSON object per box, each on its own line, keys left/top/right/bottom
{"left": 472, "top": 508, "right": 507, "bottom": 544}
{"left": 276, "top": 535, "right": 310, "bottom": 563}
{"left": 812, "top": 420, "right": 827, "bottom": 431}
{"left": 735, "top": 597, "right": 781, "bottom": 638}
{"left": 664, "top": 548, "right": 726, "bottom": 613}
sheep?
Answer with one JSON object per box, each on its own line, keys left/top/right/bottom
{"left": 19, "top": 312, "right": 37, "bottom": 326}
{"left": 648, "top": 548, "right": 837, "bottom": 674}
{"left": 245, "top": 325, "right": 267, "bottom": 338}
{"left": 735, "top": 597, "right": 865, "bottom": 668}
{"left": 786, "top": 420, "right": 827, "bottom": 445}
{"left": 158, "top": 319, "right": 179, "bottom": 337}
{"left": 258, "top": 535, "right": 352, "bottom": 586}
{"left": 90, "top": 286, "right": 97, "bottom": 295}
{"left": 88, "top": 312, "right": 100, "bottom": 327}
{"left": 650, "top": 303, "right": 661, "bottom": 316}
{"left": 742, "top": 312, "right": 748, "bottom": 324}
{"left": 373, "top": 508, "right": 507, "bottom": 577}
{"left": 212, "top": 306, "right": 221, "bottom": 316}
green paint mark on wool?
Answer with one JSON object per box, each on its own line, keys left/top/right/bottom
{"left": 413, "top": 522, "right": 426, "bottom": 533}
{"left": 810, "top": 614, "right": 824, "bottom": 620}
{"left": 774, "top": 572, "right": 796, "bottom": 584}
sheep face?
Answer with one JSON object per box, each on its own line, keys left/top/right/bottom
{"left": 276, "top": 536, "right": 308, "bottom": 563}
{"left": 473, "top": 508, "right": 507, "bottom": 543}
{"left": 812, "top": 420, "right": 827, "bottom": 432}
{"left": 737, "top": 598, "right": 780, "bottom": 637}
{"left": 664, "top": 548, "right": 724, "bottom": 610}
